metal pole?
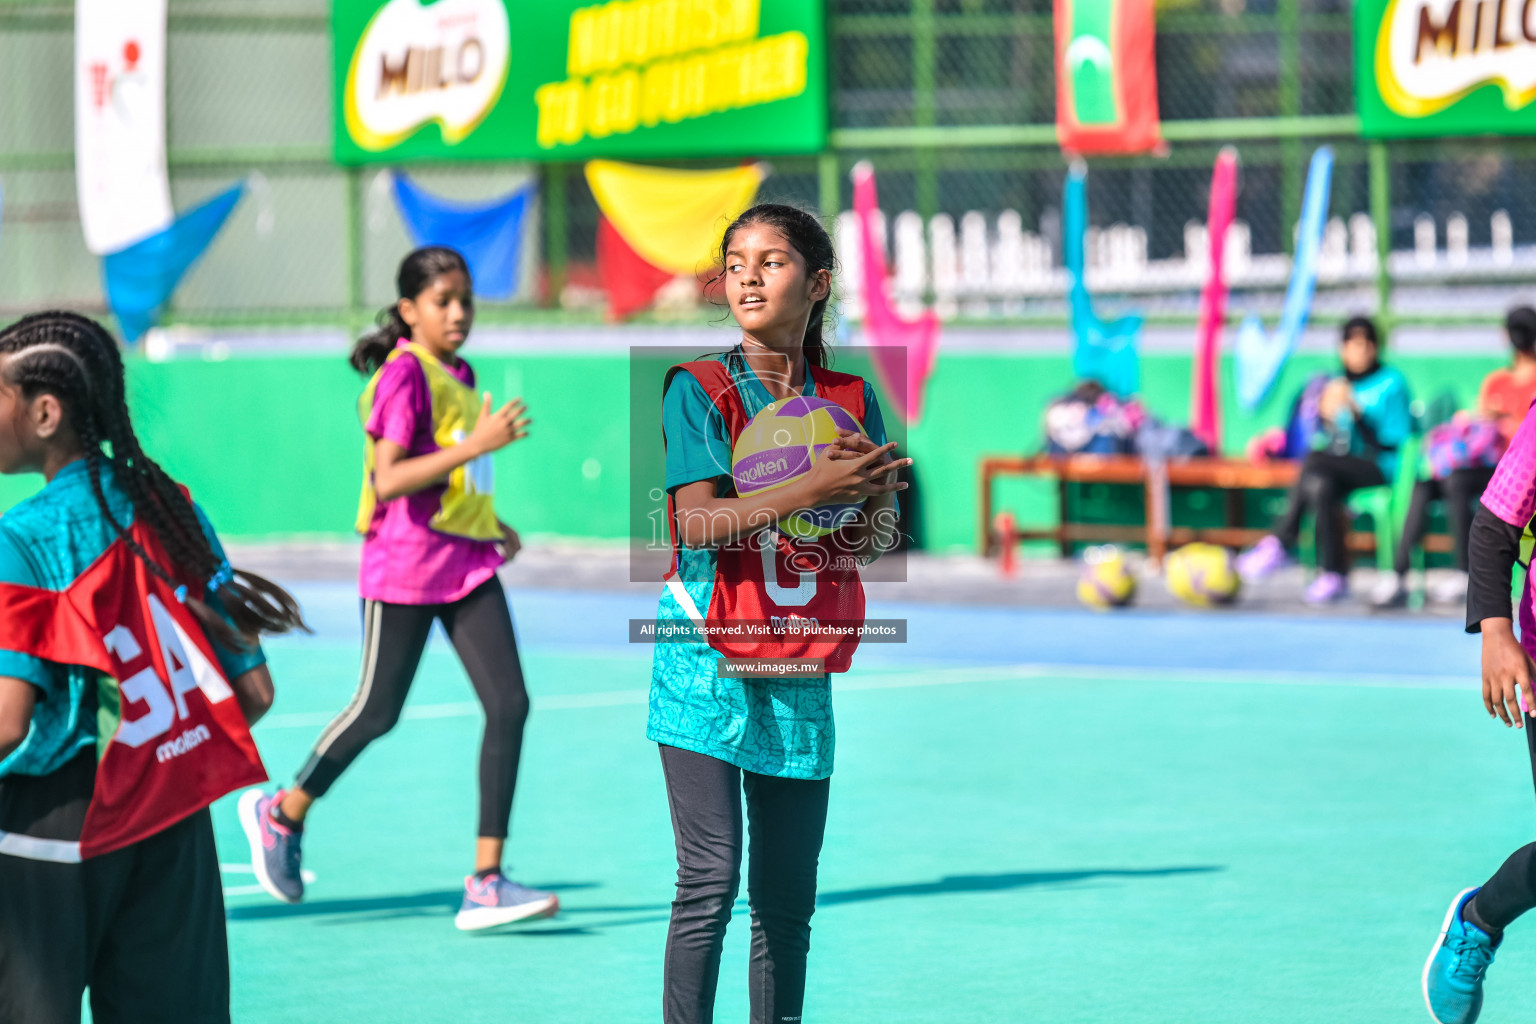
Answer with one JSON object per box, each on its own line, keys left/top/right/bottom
{"left": 545, "top": 162, "right": 568, "bottom": 308}
{"left": 1368, "top": 141, "right": 1392, "bottom": 325}
{"left": 818, "top": 150, "right": 840, "bottom": 223}
{"left": 1278, "top": 0, "right": 1301, "bottom": 253}
{"left": 913, "top": 0, "right": 937, "bottom": 221}
{"left": 346, "top": 165, "right": 365, "bottom": 334}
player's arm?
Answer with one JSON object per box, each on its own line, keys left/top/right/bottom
{"left": 1467, "top": 503, "right": 1534, "bottom": 727}
{"left": 0, "top": 676, "right": 36, "bottom": 762}
{"left": 229, "top": 665, "right": 275, "bottom": 727}
{"left": 372, "top": 394, "right": 530, "bottom": 502}
{"left": 672, "top": 443, "right": 907, "bottom": 549}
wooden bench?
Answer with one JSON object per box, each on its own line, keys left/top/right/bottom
{"left": 979, "top": 454, "right": 1456, "bottom": 565}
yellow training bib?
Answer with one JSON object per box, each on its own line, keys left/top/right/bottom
{"left": 355, "top": 342, "right": 501, "bottom": 541}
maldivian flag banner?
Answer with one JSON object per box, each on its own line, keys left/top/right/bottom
{"left": 1054, "top": 0, "right": 1161, "bottom": 155}
{"left": 333, "top": 0, "right": 827, "bottom": 165}
{"left": 1357, "top": 0, "right": 1536, "bottom": 137}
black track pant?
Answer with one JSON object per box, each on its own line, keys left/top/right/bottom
{"left": 660, "top": 744, "right": 830, "bottom": 1024}
{"left": 0, "top": 752, "right": 228, "bottom": 1024}
{"left": 295, "top": 578, "right": 529, "bottom": 839}
{"left": 1273, "top": 452, "right": 1387, "bottom": 574}
{"left": 1472, "top": 722, "right": 1536, "bottom": 931}
{"left": 1393, "top": 466, "right": 1495, "bottom": 574}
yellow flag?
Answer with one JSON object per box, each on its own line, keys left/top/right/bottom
{"left": 585, "top": 160, "right": 765, "bottom": 276}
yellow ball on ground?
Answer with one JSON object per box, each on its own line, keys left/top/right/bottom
{"left": 1164, "top": 542, "right": 1241, "bottom": 607}
{"left": 1077, "top": 545, "right": 1137, "bottom": 609}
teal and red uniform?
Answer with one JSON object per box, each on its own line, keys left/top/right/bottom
{"left": 648, "top": 350, "right": 888, "bottom": 781}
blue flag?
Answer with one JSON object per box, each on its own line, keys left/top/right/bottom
{"left": 102, "top": 182, "right": 245, "bottom": 342}
{"left": 391, "top": 174, "right": 534, "bottom": 301}
{"left": 1234, "top": 146, "right": 1334, "bottom": 410}
{"left": 1065, "top": 162, "right": 1142, "bottom": 397}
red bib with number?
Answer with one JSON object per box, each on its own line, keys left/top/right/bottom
{"left": 664, "top": 359, "right": 870, "bottom": 673}
{"left": 0, "top": 522, "right": 266, "bottom": 859}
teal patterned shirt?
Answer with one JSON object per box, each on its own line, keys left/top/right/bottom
{"left": 0, "top": 460, "right": 265, "bottom": 779}
{"left": 648, "top": 354, "right": 886, "bottom": 780}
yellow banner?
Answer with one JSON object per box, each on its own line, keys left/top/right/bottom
{"left": 585, "top": 159, "right": 764, "bottom": 274}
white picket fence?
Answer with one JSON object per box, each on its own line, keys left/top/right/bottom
{"left": 834, "top": 208, "right": 1530, "bottom": 319}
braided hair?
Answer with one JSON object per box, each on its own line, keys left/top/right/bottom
{"left": 0, "top": 311, "right": 307, "bottom": 650}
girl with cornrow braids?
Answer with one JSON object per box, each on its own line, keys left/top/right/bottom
{"left": 0, "top": 310, "right": 307, "bottom": 1024}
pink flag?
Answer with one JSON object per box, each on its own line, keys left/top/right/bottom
{"left": 851, "top": 162, "right": 941, "bottom": 425}
{"left": 1191, "top": 147, "right": 1238, "bottom": 455}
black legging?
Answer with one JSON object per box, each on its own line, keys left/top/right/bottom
{"left": 1393, "top": 466, "right": 1495, "bottom": 574}
{"left": 660, "top": 744, "right": 830, "bottom": 1024}
{"left": 1468, "top": 721, "right": 1536, "bottom": 932}
{"left": 294, "top": 578, "right": 529, "bottom": 839}
{"left": 1273, "top": 452, "right": 1387, "bottom": 574}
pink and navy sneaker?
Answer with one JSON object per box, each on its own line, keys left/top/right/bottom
{"left": 237, "top": 788, "right": 304, "bottom": 904}
{"left": 454, "top": 872, "right": 558, "bottom": 931}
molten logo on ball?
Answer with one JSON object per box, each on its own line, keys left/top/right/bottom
{"left": 732, "top": 396, "right": 867, "bottom": 540}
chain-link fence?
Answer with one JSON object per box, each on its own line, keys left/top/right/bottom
{"left": 0, "top": 0, "right": 1531, "bottom": 328}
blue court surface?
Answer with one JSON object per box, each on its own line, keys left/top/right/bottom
{"left": 205, "top": 582, "right": 1534, "bottom": 1023}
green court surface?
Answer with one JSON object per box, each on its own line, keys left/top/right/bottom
{"left": 207, "top": 585, "right": 1536, "bottom": 1023}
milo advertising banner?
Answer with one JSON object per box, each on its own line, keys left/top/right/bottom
{"left": 1356, "top": 0, "right": 1536, "bottom": 137}
{"left": 333, "top": 0, "right": 827, "bottom": 163}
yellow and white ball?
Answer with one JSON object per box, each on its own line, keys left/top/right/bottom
{"left": 1164, "top": 542, "right": 1241, "bottom": 607}
{"left": 1077, "top": 545, "right": 1137, "bottom": 609}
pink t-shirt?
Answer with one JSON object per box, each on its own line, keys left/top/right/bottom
{"left": 358, "top": 340, "right": 503, "bottom": 605}
{"left": 1481, "top": 396, "right": 1536, "bottom": 654}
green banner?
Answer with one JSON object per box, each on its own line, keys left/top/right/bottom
{"left": 1355, "top": 0, "right": 1536, "bottom": 138}
{"left": 333, "top": 0, "right": 827, "bottom": 164}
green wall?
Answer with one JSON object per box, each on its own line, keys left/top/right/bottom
{"left": 0, "top": 349, "right": 1505, "bottom": 553}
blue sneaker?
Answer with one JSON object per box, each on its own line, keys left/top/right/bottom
{"left": 1423, "top": 887, "right": 1499, "bottom": 1024}
{"left": 454, "top": 872, "right": 558, "bottom": 931}
{"left": 237, "top": 788, "right": 304, "bottom": 904}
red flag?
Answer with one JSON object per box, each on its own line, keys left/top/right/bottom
{"left": 596, "top": 215, "right": 674, "bottom": 321}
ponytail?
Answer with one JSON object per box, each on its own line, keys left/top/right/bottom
{"left": 352, "top": 245, "right": 473, "bottom": 377}
{"left": 350, "top": 303, "right": 410, "bottom": 375}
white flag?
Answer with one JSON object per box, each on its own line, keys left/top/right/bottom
{"left": 75, "top": 0, "right": 172, "bottom": 255}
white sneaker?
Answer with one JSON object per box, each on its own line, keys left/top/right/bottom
{"left": 1369, "top": 575, "right": 1408, "bottom": 609}
{"left": 1429, "top": 572, "right": 1469, "bottom": 606}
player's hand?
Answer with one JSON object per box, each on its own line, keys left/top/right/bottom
{"left": 826, "top": 430, "right": 899, "bottom": 482}
{"left": 497, "top": 521, "right": 522, "bottom": 561}
{"left": 468, "top": 393, "right": 531, "bottom": 455}
{"left": 1481, "top": 619, "right": 1535, "bottom": 728}
{"left": 802, "top": 439, "right": 911, "bottom": 505}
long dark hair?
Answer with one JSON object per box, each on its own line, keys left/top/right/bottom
{"left": 1507, "top": 306, "right": 1536, "bottom": 356}
{"left": 713, "top": 204, "right": 836, "bottom": 369}
{"left": 350, "top": 246, "right": 471, "bottom": 375}
{"left": 0, "top": 311, "right": 308, "bottom": 650}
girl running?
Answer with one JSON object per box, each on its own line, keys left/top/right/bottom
{"left": 653, "top": 204, "right": 910, "bottom": 1023}
{"left": 1424, "top": 395, "right": 1536, "bottom": 1024}
{"left": 237, "top": 246, "right": 553, "bottom": 930}
{"left": 0, "top": 311, "right": 306, "bottom": 1023}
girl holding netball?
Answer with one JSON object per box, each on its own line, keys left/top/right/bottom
{"left": 238, "top": 246, "right": 554, "bottom": 930}
{"left": 653, "top": 204, "right": 910, "bottom": 1023}
{"left": 1424, "top": 397, "right": 1536, "bottom": 1023}
{"left": 0, "top": 311, "right": 306, "bottom": 1023}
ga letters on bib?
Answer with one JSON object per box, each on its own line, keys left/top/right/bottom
{"left": 663, "top": 360, "right": 870, "bottom": 673}
{"left": 0, "top": 522, "right": 265, "bottom": 860}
